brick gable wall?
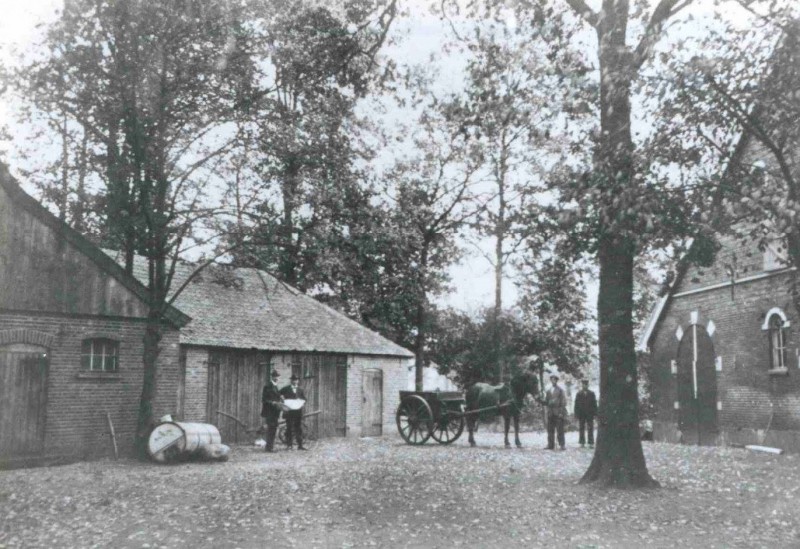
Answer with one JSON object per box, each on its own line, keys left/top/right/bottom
{"left": 649, "top": 269, "right": 800, "bottom": 450}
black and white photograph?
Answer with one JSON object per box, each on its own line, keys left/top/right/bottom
{"left": 1, "top": 0, "right": 799, "bottom": 547}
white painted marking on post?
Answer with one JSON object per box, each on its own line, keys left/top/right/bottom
{"left": 692, "top": 325, "right": 698, "bottom": 400}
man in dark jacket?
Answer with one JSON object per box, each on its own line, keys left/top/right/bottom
{"left": 574, "top": 379, "right": 598, "bottom": 448}
{"left": 261, "top": 370, "right": 283, "bottom": 452}
{"left": 545, "top": 374, "right": 567, "bottom": 450}
{"left": 280, "top": 374, "right": 307, "bottom": 450}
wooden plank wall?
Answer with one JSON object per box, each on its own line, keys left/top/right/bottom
{"left": 206, "top": 350, "right": 348, "bottom": 443}
{"left": 294, "top": 356, "right": 320, "bottom": 439}
{"left": 319, "top": 355, "right": 347, "bottom": 438}
{"left": 206, "top": 349, "right": 269, "bottom": 444}
{"left": 0, "top": 346, "right": 48, "bottom": 457}
{"left": 293, "top": 354, "right": 347, "bottom": 438}
{"left": 0, "top": 185, "right": 147, "bottom": 317}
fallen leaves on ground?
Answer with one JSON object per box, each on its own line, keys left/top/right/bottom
{"left": 1, "top": 431, "right": 799, "bottom": 548}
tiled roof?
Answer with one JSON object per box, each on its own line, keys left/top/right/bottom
{"left": 105, "top": 251, "right": 413, "bottom": 358}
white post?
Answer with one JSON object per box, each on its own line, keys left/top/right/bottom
{"left": 692, "top": 324, "right": 698, "bottom": 400}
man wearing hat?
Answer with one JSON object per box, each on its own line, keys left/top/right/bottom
{"left": 261, "top": 369, "right": 283, "bottom": 452}
{"left": 544, "top": 374, "right": 567, "bottom": 450}
{"left": 574, "top": 379, "right": 598, "bottom": 448}
{"left": 280, "top": 374, "right": 307, "bottom": 450}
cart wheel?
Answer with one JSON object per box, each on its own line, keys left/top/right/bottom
{"left": 396, "top": 395, "right": 433, "bottom": 445}
{"left": 430, "top": 413, "right": 465, "bottom": 445}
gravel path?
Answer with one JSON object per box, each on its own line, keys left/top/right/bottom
{"left": 1, "top": 431, "right": 799, "bottom": 548}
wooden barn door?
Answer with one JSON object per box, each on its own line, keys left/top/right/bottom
{"left": 296, "top": 356, "right": 320, "bottom": 440}
{"left": 0, "top": 344, "right": 49, "bottom": 457}
{"left": 676, "top": 324, "right": 718, "bottom": 445}
{"left": 291, "top": 354, "right": 347, "bottom": 439}
{"left": 319, "top": 356, "right": 347, "bottom": 437}
{"left": 361, "top": 369, "right": 383, "bottom": 436}
{"left": 207, "top": 350, "right": 269, "bottom": 444}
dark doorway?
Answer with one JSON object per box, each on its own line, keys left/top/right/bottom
{"left": 676, "top": 324, "right": 718, "bottom": 445}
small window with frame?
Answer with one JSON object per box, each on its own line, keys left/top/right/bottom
{"left": 81, "top": 338, "right": 119, "bottom": 372}
{"left": 767, "top": 314, "right": 788, "bottom": 374}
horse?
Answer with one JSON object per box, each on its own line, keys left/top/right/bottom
{"left": 464, "top": 370, "right": 540, "bottom": 448}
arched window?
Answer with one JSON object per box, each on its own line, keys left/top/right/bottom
{"left": 81, "top": 338, "right": 119, "bottom": 372}
{"left": 768, "top": 314, "right": 787, "bottom": 371}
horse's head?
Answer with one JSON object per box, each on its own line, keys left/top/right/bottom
{"left": 510, "top": 370, "right": 539, "bottom": 401}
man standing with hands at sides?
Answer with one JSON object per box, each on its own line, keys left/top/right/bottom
{"left": 280, "top": 374, "right": 307, "bottom": 450}
{"left": 261, "top": 369, "right": 283, "bottom": 453}
{"left": 574, "top": 379, "right": 598, "bottom": 448}
{"left": 545, "top": 374, "right": 567, "bottom": 450}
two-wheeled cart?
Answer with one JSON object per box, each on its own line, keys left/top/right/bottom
{"left": 396, "top": 390, "right": 518, "bottom": 445}
{"left": 395, "top": 390, "right": 466, "bottom": 445}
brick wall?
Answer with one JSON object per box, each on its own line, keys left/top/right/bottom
{"left": 347, "top": 355, "right": 410, "bottom": 437}
{"left": 0, "top": 312, "right": 180, "bottom": 460}
{"left": 679, "top": 233, "right": 776, "bottom": 294}
{"left": 649, "top": 267, "right": 800, "bottom": 450}
{"left": 180, "top": 347, "right": 208, "bottom": 422}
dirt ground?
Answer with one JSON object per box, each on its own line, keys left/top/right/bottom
{"left": 1, "top": 430, "right": 799, "bottom": 549}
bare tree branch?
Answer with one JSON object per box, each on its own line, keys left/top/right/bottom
{"left": 565, "top": 0, "right": 600, "bottom": 28}
{"left": 633, "top": 0, "right": 694, "bottom": 70}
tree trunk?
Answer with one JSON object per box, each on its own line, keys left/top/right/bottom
{"left": 414, "top": 245, "right": 430, "bottom": 391}
{"left": 581, "top": 236, "right": 658, "bottom": 488}
{"left": 414, "top": 299, "right": 425, "bottom": 392}
{"left": 135, "top": 312, "right": 162, "bottom": 458}
{"left": 494, "top": 161, "right": 505, "bottom": 383}
{"left": 580, "top": 0, "right": 658, "bottom": 488}
{"left": 279, "top": 162, "right": 300, "bottom": 287}
{"left": 73, "top": 130, "right": 89, "bottom": 234}
{"left": 59, "top": 112, "right": 69, "bottom": 222}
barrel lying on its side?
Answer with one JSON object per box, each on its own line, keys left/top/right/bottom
{"left": 147, "top": 421, "right": 224, "bottom": 463}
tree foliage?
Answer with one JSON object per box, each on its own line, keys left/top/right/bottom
{"left": 229, "top": 1, "right": 398, "bottom": 291}
{"left": 10, "top": 0, "right": 256, "bottom": 453}
{"left": 384, "top": 95, "right": 486, "bottom": 388}
{"left": 665, "top": 5, "right": 800, "bottom": 304}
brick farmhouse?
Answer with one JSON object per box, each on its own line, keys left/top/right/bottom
{"left": 0, "top": 167, "right": 413, "bottom": 465}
